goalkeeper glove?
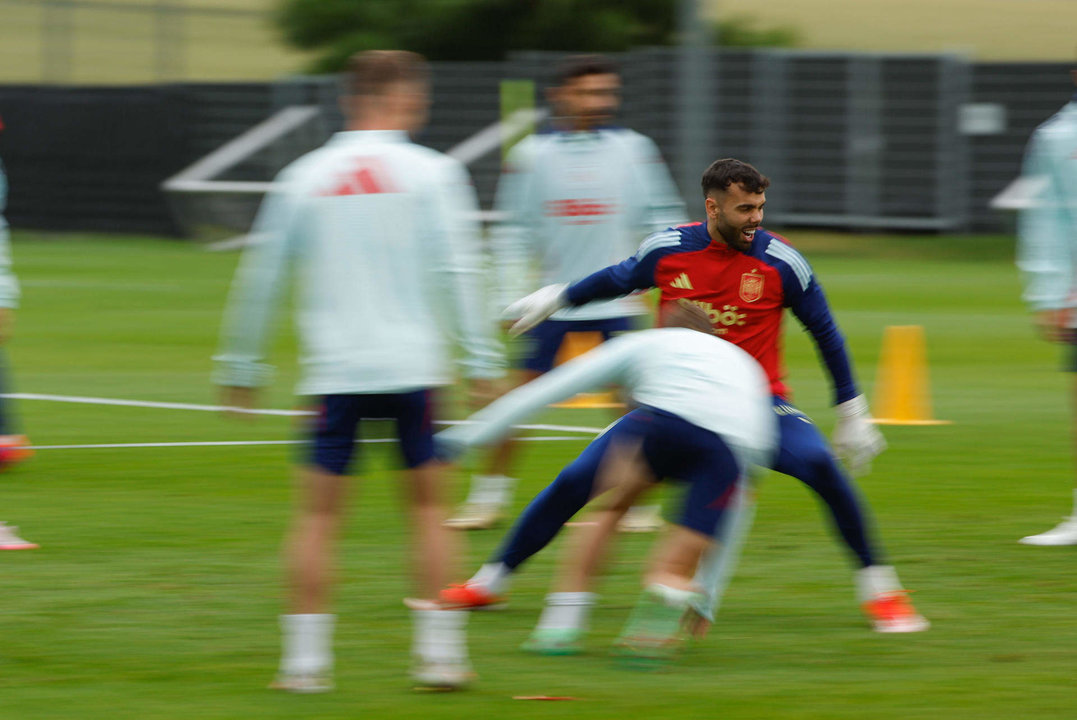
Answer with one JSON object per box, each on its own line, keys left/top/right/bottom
{"left": 503, "top": 283, "right": 568, "bottom": 336}
{"left": 832, "top": 394, "right": 887, "bottom": 476}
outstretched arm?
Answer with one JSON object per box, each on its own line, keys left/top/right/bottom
{"left": 437, "top": 334, "right": 641, "bottom": 454}
{"left": 789, "top": 275, "right": 885, "bottom": 475}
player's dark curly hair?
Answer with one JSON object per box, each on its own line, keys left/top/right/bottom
{"left": 701, "top": 158, "right": 770, "bottom": 198}
{"left": 554, "top": 54, "right": 620, "bottom": 86}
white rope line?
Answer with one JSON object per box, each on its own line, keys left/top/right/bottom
{"left": 1, "top": 393, "right": 606, "bottom": 435}
{"left": 29, "top": 436, "right": 589, "bottom": 451}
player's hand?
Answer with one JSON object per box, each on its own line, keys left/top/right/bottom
{"left": 220, "top": 386, "right": 257, "bottom": 419}
{"left": 0, "top": 307, "right": 15, "bottom": 344}
{"left": 502, "top": 284, "right": 568, "bottom": 337}
{"left": 1035, "top": 308, "right": 1074, "bottom": 343}
{"left": 832, "top": 395, "right": 886, "bottom": 476}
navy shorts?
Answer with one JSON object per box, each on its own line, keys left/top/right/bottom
{"left": 588, "top": 407, "right": 742, "bottom": 536}
{"left": 520, "top": 316, "right": 636, "bottom": 373}
{"left": 307, "top": 390, "right": 436, "bottom": 474}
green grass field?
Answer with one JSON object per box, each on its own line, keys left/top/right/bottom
{"left": 2, "top": 230, "right": 1075, "bottom": 719}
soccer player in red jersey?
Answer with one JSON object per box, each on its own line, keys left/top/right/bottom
{"left": 446, "top": 158, "right": 927, "bottom": 634}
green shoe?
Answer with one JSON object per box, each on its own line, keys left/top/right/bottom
{"left": 612, "top": 585, "right": 694, "bottom": 668}
{"left": 521, "top": 627, "right": 583, "bottom": 655}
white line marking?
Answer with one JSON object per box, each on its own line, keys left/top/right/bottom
{"left": 29, "top": 436, "right": 589, "bottom": 451}
{"left": 3, "top": 393, "right": 312, "bottom": 416}
{"left": 2, "top": 393, "right": 605, "bottom": 435}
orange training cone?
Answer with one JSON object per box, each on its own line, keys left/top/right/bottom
{"left": 550, "top": 331, "right": 624, "bottom": 409}
{"left": 871, "top": 325, "right": 950, "bottom": 425}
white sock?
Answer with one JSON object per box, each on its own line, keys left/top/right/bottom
{"left": 535, "top": 592, "right": 597, "bottom": 631}
{"left": 412, "top": 606, "right": 470, "bottom": 667}
{"left": 279, "top": 613, "right": 335, "bottom": 676}
{"left": 469, "top": 562, "right": 511, "bottom": 596}
{"left": 464, "top": 475, "right": 516, "bottom": 506}
{"left": 855, "top": 565, "right": 902, "bottom": 604}
{"left": 645, "top": 583, "right": 701, "bottom": 609}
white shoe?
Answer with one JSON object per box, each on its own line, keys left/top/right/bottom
{"left": 268, "top": 671, "right": 333, "bottom": 693}
{"left": 412, "top": 660, "right": 473, "bottom": 690}
{"left": 0, "top": 522, "right": 38, "bottom": 550}
{"left": 444, "top": 502, "right": 503, "bottom": 530}
{"left": 1019, "top": 516, "right": 1077, "bottom": 546}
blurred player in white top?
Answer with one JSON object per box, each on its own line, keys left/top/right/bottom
{"left": 439, "top": 302, "right": 775, "bottom": 659}
{"left": 214, "top": 51, "right": 503, "bottom": 691}
{"left": 1015, "top": 70, "right": 1077, "bottom": 545}
{"left": 0, "top": 126, "right": 37, "bottom": 551}
{"left": 448, "top": 55, "right": 686, "bottom": 530}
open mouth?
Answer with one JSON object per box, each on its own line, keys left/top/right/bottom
{"left": 741, "top": 227, "right": 757, "bottom": 242}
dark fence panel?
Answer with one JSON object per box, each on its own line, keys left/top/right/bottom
{"left": 969, "top": 63, "right": 1074, "bottom": 230}
{"left": 0, "top": 85, "right": 189, "bottom": 234}
{"left": 0, "top": 52, "right": 1072, "bottom": 236}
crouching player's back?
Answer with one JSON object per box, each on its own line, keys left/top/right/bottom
{"left": 438, "top": 303, "right": 776, "bottom": 659}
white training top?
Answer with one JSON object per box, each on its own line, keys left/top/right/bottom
{"left": 214, "top": 130, "right": 504, "bottom": 395}
{"left": 439, "top": 327, "right": 777, "bottom": 467}
{"left": 491, "top": 128, "right": 686, "bottom": 321}
{"left": 1016, "top": 97, "right": 1077, "bottom": 316}
{"left": 0, "top": 161, "right": 20, "bottom": 309}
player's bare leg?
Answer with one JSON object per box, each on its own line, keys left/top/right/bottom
{"left": 405, "top": 459, "right": 473, "bottom": 689}
{"left": 525, "top": 441, "right": 653, "bottom": 653}
{"left": 446, "top": 370, "right": 540, "bottom": 530}
{"left": 1020, "top": 371, "right": 1077, "bottom": 545}
{"left": 274, "top": 466, "right": 349, "bottom": 693}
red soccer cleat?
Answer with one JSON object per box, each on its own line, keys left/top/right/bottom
{"left": 439, "top": 582, "right": 506, "bottom": 610}
{"left": 0, "top": 435, "right": 33, "bottom": 467}
{"left": 863, "top": 590, "right": 929, "bottom": 633}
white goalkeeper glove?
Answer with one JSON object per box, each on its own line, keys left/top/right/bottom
{"left": 502, "top": 283, "right": 568, "bottom": 336}
{"left": 832, "top": 394, "right": 887, "bottom": 476}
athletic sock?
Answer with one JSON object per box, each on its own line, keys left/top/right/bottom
{"left": 469, "top": 562, "right": 511, "bottom": 596}
{"left": 535, "top": 592, "right": 597, "bottom": 632}
{"left": 465, "top": 475, "right": 516, "bottom": 506}
{"left": 411, "top": 604, "right": 470, "bottom": 668}
{"left": 855, "top": 565, "right": 902, "bottom": 604}
{"left": 279, "top": 613, "right": 335, "bottom": 676}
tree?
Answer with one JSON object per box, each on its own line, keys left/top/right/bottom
{"left": 275, "top": 0, "right": 678, "bottom": 72}
{"left": 274, "top": 0, "right": 799, "bottom": 72}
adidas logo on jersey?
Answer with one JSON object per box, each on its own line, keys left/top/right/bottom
{"left": 670, "top": 273, "right": 694, "bottom": 290}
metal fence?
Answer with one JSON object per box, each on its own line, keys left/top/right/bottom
{"left": 1, "top": 48, "right": 1072, "bottom": 235}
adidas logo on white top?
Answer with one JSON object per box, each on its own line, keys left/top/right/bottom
{"left": 670, "top": 272, "right": 694, "bottom": 290}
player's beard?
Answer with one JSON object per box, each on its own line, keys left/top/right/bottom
{"left": 716, "top": 217, "right": 757, "bottom": 252}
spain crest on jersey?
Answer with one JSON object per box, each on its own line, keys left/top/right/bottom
{"left": 739, "top": 270, "right": 764, "bottom": 303}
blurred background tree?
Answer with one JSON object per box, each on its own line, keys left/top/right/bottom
{"left": 275, "top": 0, "right": 798, "bottom": 73}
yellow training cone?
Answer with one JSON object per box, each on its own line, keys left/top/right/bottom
{"left": 871, "top": 325, "right": 950, "bottom": 425}
{"left": 550, "top": 331, "right": 624, "bottom": 409}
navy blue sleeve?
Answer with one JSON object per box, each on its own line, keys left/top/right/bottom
{"left": 784, "top": 270, "right": 859, "bottom": 405}
{"left": 565, "top": 230, "right": 677, "bottom": 306}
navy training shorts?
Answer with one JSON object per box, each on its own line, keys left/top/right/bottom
{"left": 307, "top": 390, "right": 436, "bottom": 474}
